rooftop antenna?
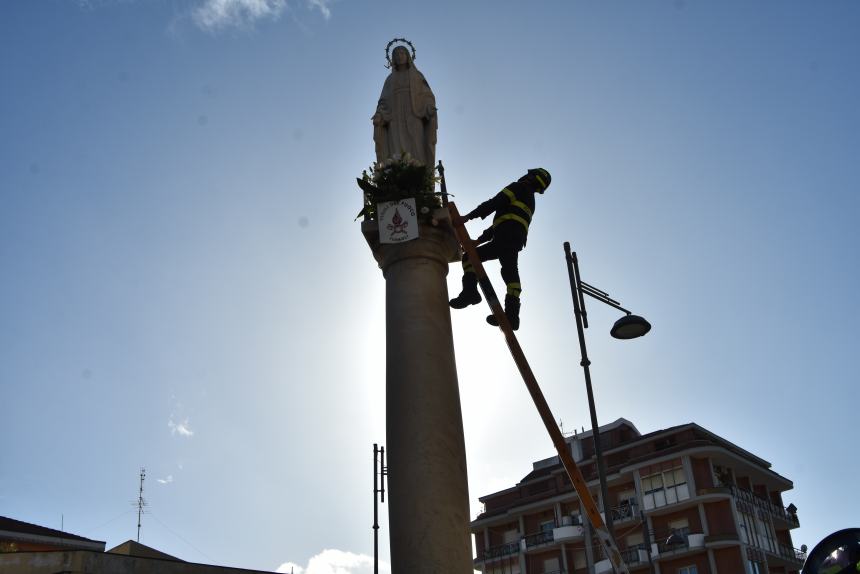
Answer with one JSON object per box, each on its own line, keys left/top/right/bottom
{"left": 136, "top": 468, "right": 148, "bottom": 542}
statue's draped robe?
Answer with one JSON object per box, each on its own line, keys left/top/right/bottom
{"left": 374, "top": 65, "right": 437, "bottom": 168}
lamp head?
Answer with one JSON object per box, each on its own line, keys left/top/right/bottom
{"left": 610, "top": 314, "right": 651, "bottom": 340}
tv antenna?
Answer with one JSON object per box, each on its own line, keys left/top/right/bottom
{"left": 135, "top": 468, "right": 148, "bottom": 542}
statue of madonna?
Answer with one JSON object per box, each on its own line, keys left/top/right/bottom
{"left": 372, "top": 43, "right": 437, "bottom": 168}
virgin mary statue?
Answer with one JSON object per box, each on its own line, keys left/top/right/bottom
{"left": 372, "top": 44, "right": 437, "bottom": 168}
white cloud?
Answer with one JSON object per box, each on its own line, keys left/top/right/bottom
{"left": 192, "top": 0, "right": 287, "bottom": 31}
{"left": 168, "top": 417, "right": 195, "bottom": 437}
{"left": 277, "top": 549, "right": 389, "bottom": 574}
{"left": 307, "top": 0, "right": 332, "bottom": 19}
{"left": 157, "top": 475, "right": 174, "bottom": 484}
{"left": 74, "top": 0, "right": 332, "bottom": 32}
{"left": 191, "top": 0, "right": 334, "bottom": 31}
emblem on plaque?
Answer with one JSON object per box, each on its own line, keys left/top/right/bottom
{"left": 378, "top": 198, "right": 418, "bottom": 244}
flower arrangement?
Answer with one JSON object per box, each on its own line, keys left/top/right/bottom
{"left": 356, "top": 153, "right": 443, "bottom": 221}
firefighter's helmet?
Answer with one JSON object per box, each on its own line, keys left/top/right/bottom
{"left": 525, "top": 168, "right": 551, "bottom": 192}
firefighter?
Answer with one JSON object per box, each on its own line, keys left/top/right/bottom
{"left": 449, "top": 168, "right": 551, "bottom": 330}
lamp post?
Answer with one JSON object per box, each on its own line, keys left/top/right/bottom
{"left": 563, "top": 242, "right": 651, "bottom": 544}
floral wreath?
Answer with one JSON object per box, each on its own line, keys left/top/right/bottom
{"left": 385, "top": 38, "right": 417, "bottom": 69}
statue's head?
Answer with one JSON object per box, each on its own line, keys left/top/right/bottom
{"left": 392, "top": 46, "right": 412, "bottom": 69}
{"left": 385, "top": 38, "right": 417, "bottom": 70}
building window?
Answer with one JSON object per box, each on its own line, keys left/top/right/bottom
{"left": 738, "top": 508, "right": 777, "bottom": 553}
{"left": 678, "top": 567, "right": 698, "bottom": 574}
{"left": 738, "top": 511, "right": 751, "bottom": 544}
{"left": 748, "top": 560, "right": 763, "bottom": 574}
{"left": 640, "top": 459, "right": 690, "bottom": 510}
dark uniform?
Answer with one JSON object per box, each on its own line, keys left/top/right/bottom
{"left": 450, "top": 168, "right": 551, "bottom": 330}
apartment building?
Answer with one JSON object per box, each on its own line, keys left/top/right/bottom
{"left": 471, "top": 419, "right": 802, "bottom": 574}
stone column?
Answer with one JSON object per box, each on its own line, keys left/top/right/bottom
{"left": 362, "top": 209, "right": 472, "bottom": 573}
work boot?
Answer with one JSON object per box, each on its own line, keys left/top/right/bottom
{"left": 486, "top": 295, "right": 521, "bottom": 331}
{"left": 449, "top": 274, "right": 482, "bottom": 309}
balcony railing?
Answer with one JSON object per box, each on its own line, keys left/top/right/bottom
{"left": 477, "top": 540, "right": 520, "bottom": 561}
{"left": 731, "top": 486, "right": 800, "bottom": 527}
{"left": 619, "top": 546, "right": 648, "bottom": 565}
{"left": 768, "top": 542, "right": 806, "bottom": 565}
{"left": 610, "top": 500, "right": 638, "bottom": 523}
{"left": 654, "top": 526, "right": 691, "bottom": 554}
{"left": 524, "top": 530, "right": 554, "bottom": 548}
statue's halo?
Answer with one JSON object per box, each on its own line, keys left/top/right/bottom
{"left": 385, "top": 38, "right": 417, "bottom": 68}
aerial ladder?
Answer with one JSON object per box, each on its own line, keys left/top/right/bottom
{"left": 446, "top": 201, "right": 630, "bottom": 574}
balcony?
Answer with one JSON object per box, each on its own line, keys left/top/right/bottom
{"left": 731, "top": 487, "right": 800, "bottom": 528}
{"left": 553, "top": 515, "right": 585, "bottom": 543}
{"left": 475, "top": 540, "right": 520, "bottom": 563}
{"left": 649, "top": 527, "right": 707, "bottom": 558}
{"left": 619, "top": 545, "right": 651, "bottom": 566}
{"left": 523, "top": 529, "right": 554, "bottom": 550}
{"left": 610, "top": 500, "right": 638, "bottom": 523}
{"left": 765, "top": 542, "right": 806, "bottom": 569}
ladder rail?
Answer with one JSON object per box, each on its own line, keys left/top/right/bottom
{"left": 447, "top": 202, "right": 629, "bottom": 574}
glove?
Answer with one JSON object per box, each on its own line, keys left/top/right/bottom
{"left": 476, "top": 228, "right": 493, "bottom": 244}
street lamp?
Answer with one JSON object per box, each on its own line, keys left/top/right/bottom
{"left": 563, "top": 242, "right": 651, "bottom": 543}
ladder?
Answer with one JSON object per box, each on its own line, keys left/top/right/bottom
{"left": 447, "top": 202, "right": 630, "bottom": 574}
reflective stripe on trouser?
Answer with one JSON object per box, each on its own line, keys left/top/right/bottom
{"left": 506, "top": 282, "right": 522, "bottom": 298}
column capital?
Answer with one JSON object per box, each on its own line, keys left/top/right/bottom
{"left": 361, "top": 208, "right": 461, "bottom": 277}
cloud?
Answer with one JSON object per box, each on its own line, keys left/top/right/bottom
{"left": 168, "top": 417, "right": 195, "bottom": 437}
{"left": 157, "top": 475, "right": 174, "bottom": 484}
{"left": 73, "top": 0, "right": 332, "bottom": 32}
{"left": 191, "top": 0, "right": 333, "bottom": 31}
{"left": 277, "top": 549, "right": 389, "bottom": 574}
{"left": 192, "top": 0, "right": 288, "bottom": 31}
{"left": 307, "top": 0, "right": 332, "bottom": 19}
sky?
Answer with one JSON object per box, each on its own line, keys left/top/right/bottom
{"left": 1, "top": 1, "right": 858, "bottom": 572}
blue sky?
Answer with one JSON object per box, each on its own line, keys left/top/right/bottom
{"left": 1, "top": 1, "right": 858, "bottom": 572}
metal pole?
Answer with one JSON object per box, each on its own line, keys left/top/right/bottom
{"left": 437, "top": 161, "right": 449, "bottom": 207}
{"left": 563, "top": 242, "right": 616, "bottom": 542}
{"left": 373, "top": 444, "right": 379, "bottom": 574}
{"left": 640, "top": 510, "right": 656, "bottom": 574}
